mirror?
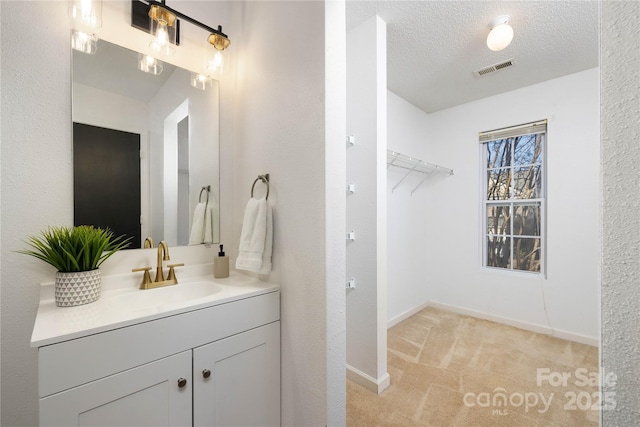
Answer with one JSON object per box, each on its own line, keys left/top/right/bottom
{"left": 72, "top": 39, "right": 220, "bottom": 249}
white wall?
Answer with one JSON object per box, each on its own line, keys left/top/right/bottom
{"left": 387, "top": 90, "right": 434, "bottom": 323}
{"left": 231, "top": 1, "right": 345, "bottom": 425}
{"left": 345, "top": 15, "right": 389, "bottom": 392}
{"left": 387, "top": 68, "right": 600, "bottom": 343}
{"left": 601, "top": 1, "right": 640, "bottom": 424}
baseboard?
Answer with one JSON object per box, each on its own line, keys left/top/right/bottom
{"left": 346, "top": 364, "right": 390, "bottom": 394}
{"left": 428, "top": 301, "right": 599, "bottom": 347}
{"left": 387, "top": 301, "right": 430, "bottom": 329}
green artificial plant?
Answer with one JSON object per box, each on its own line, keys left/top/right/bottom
{"left": 19, "top": 225, "right": 131, "bottom": 272}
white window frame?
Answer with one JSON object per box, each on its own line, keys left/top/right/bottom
{"left": 480, "top": 120, "right": 547, "bottom": 275}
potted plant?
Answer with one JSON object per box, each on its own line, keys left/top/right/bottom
{"left": 19, "top": 225, "right": 130, "bottom": 307}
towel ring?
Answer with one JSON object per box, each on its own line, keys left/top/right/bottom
{"left": 251, "top": 174, "right": 270, "bottom": 200}
{"left": 199, "top": 185, "right": 210, "bottom": 204}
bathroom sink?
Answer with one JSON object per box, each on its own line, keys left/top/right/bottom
{"left": 110, "top": 280, "right": 223, "bottom": 311}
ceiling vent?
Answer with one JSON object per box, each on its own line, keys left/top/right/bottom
{"left": 474, "top": 58, "right": 515, "bottom": 77}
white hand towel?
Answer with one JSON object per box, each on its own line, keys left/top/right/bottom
{"left": 236, "top": 198, "right": 268, "bottom": 272}
{"left": 259, "top": 202, "right": 273, "bottom": 274}
{"left": 203, "top": 204, "right": 214, "bottom": 245}
{"left": 188, "top": 202, "right": 206, "bottom": 245}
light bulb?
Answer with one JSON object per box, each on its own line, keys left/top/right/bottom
{"left": 156, "top": 23, "right": 169, "bottom": 47}
{"left": 148, "top": 6, "right": 176, "bottom": 56}
{"left": 208, "top": 50, "right": 224, "bottom": 73}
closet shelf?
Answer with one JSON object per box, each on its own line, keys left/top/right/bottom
{"left": 387, "top": 149, "right": 453, "bottom": 194}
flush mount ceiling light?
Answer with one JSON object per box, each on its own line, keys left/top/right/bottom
{"left": 486, "top": 15, "right": 513, "bottom": 52}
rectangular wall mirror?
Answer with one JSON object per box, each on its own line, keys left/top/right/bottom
{"left": 72, "top": 39, "right": 220, "bottom": 249}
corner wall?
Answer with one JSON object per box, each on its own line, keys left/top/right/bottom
{"left": 346, "top": 15, "right": 389, "bottom": 393}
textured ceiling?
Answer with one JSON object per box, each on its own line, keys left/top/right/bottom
{"left": 347, "top": 1, "right": 599, "bottom": 113}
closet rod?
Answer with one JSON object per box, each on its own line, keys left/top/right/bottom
{"left": 387, "top": 149, "right": 453, "bottom": 193}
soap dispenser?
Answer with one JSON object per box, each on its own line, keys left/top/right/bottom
{"left": 214, "top": 244, "right": 229, "bottom": 278}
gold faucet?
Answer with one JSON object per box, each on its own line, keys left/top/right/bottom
{"left": 156, "top": 241, "right": 170, "bottom": 282}
{"left": 143, "top": 237, "right": 154, "bottom": 249}
{"left": 132, "top": 241, "right": 183, "bottom": 289}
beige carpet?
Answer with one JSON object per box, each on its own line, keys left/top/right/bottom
{"left": 347, "top": 307, "right": 599, "bottom": 426}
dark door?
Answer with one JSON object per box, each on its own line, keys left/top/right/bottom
{"left": 74, "top": 122, "right": 141, "bottom": 249}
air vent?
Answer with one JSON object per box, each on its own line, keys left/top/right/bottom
{"left": 474, "top": 58, "right": 515, "bottom": 77}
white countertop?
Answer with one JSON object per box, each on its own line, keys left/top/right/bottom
{"left": 31, "top": 265, "right": 279, "bottom": 347}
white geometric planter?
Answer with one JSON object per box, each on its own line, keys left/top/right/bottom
{"left": 55, "top": 269, "right": 102, "bottom": 307}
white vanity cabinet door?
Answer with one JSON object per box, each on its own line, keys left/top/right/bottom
{"left": 193, "top": 321, "right": 280, "bottom": 427}
{"left": 40, "top": 350, "right": 192, "bottom": 427}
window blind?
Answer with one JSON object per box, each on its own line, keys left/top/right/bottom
{"left": 479, "top": 120, "right": 547, "bottom": 143}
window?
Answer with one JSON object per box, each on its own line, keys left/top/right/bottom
{"left": 481, "top": 121, "right": 546, "bottom": 273}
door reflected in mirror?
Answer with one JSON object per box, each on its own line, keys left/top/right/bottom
{"left": 72, "top": 39, "right": 220, "bottom": 249}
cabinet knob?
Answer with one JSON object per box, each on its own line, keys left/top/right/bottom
{"left": 202, "top": 369, "right": 211, "bottom": 379}
{"left": 178, "top": 378, "right": 187, "bottom": 388}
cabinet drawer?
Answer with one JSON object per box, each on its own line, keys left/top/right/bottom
{"left": 39, "top": 291, "right": 279, "bottom": 398}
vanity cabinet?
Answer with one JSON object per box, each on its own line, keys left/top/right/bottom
{"left": 40, "top": 350, "right": 193, "bottom": 426}
{"left": 35, "top": 290, "right": 280, "bottom": 427}
{"left": 193, "top": 322, "right": 280, "bottom": 426}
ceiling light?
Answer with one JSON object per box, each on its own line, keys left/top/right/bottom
{"left": 486, "top": 15, "right": 513, "bottom": 52}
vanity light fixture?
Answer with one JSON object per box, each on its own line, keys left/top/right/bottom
{"left": 138, "top": 53, "right": 163, "bottom": 75}
{"left": 132, "top": 0, "right": 231, "bottom": 66}
{"left": 486, "top": 15, "right": 514, "bottom": 52}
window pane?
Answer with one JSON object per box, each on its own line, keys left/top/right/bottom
{"left": 513, "top": 166, "right": 542, "bottom": 199}
{"left": 514, "top": 134, "right": 543, "bottom": 166}
{"left": 487, "top": 205, "right": 511, "bottom": 235}
{"left": 487, "top": 169, "right": 511, "bottom": 200}
{"left": 487, "top": 235, "right": 511, "bottom": 269}
{"left": 513, "top": 237, "right": 541, "bottom": 272}
{"left": 513, "top": 204, "right": 541, "bottom": 236}
{"left": 486, "top": 139, "right": 510, "bottom": 169}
